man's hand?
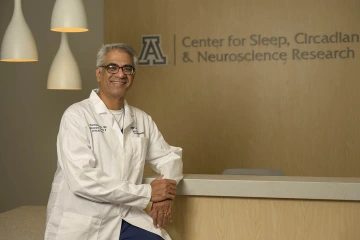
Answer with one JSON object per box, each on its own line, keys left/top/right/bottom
{"left": 150, "top": 175, "right": 177, "bottom": 202}
{"left": 149, "top": 200, "right": 173, "bottom": 229}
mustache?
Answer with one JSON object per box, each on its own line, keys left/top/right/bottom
{"left": 110, "top": 76, "right": 127, "bottom": 81}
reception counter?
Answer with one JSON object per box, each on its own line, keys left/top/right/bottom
{"left": 1, "top": 174, "right": 360, "bottom": 240}
{"left": 144, "top": 174, "right": 360, "bottom": 200}
{"left": 145, "top": 174, "right": 360, "bottom": 240}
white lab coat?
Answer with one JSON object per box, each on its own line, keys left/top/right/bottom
{"left": 44, "top": 89, "right": 183, "bottom": 240}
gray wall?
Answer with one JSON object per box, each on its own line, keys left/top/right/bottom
{"left": 0, "top": 0, "right": 104, "bottom": 213}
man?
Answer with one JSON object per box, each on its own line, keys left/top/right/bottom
{"left": 44, "top": 43, "right": 183, "bottom": 240}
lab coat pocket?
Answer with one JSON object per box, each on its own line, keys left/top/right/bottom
{"left": 56, "top": 212, "right": 101, "bottom": 240}
{"left": 131, "top": 137, "right": 149, "bottom": 169}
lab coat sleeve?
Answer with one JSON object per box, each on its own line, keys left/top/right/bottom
{"left": 57, "top": 110, "right": 151, "bottom": 209}
{"left": 145, "top": 116, "right": 183, "bottom": 184}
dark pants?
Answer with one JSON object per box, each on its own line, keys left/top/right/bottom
{"left": 120, "top": 220, "right": 163, "bottom": 240}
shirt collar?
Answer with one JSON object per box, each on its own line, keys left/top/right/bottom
{"left": 89, "top": 89, "right": 134, "bottom": 117}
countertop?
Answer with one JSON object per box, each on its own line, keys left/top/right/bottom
{"left": 143, "top": 174, "right": 360, "bottom": 201}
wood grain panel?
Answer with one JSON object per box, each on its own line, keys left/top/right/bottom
{"left": 161, "top": 196, "right": 360, "bottom": 240}
{"left": 105, "top": 0, "right": 360, "bottom": 177}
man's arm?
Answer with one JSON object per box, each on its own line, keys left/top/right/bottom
{"left": 145, "top": 115, "right": 184, "bottom": 228}
{"left": 145, "top": 115, "right": 183, "bottom": 182}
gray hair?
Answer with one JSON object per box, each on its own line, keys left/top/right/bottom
{"left": 96, "top": 43, "right": 138, "bottom": 69}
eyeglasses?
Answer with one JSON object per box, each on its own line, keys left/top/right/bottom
{"left": 99, "top": 63, "right": 135, "bottom": 75}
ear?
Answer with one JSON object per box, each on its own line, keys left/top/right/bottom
{"left": 96, "top": 67, "right": 101, "bottom": 83}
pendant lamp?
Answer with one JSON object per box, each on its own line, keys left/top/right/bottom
{"left": 51, "top": 0, "right": 88, "bottom": 32}
{"left": 0, "top": 0, "right": 38, "bottom": 62}
{"left": 47, "top": 33, "right": 82, "bottom": 90}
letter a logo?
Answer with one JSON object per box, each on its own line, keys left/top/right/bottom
{"left": 138, "top": 35, "right": 168, "bottom": 66}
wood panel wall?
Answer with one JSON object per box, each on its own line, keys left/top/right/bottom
{"left": 104, "top": 0, "right": 360, "bottom": 177}
{"left": 160, "top": 196, "right": 360, "bottom": 240}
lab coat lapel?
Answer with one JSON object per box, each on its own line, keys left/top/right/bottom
{"left": 123, "top": 100, "right": 134, "bottom": 133}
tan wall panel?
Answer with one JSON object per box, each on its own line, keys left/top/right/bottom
{"left": 105, "top": 0, "right": 360, "bottom": 177}
{"left": 161, "top": 196, "right": 360, "bottom": 240}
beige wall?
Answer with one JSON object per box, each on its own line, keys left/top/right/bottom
{"left": 105, "top": 0, "right": 360, "bottom": 177}
{"left": 1, "top": 0, "right": 360, "bottom": 214}
{"left": 0, "top": 0, "right": 103, "bottom": 213}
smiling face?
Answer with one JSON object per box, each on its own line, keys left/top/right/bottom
{"left": 96, "top": 49, "right": 135, "bottom": 108}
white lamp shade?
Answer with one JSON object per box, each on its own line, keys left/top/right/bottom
{"left": 0, "top": 0, "right": 38, "bottom": 62}
{"left": 51, "top": 0, "right": 88, "bottom": 32}
{"left": 47, "top": 33, "right": 82, "bottom": 90}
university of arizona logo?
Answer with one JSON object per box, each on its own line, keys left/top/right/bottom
{"left": 138, "top": 35, "right": 168, "bottom": 66}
